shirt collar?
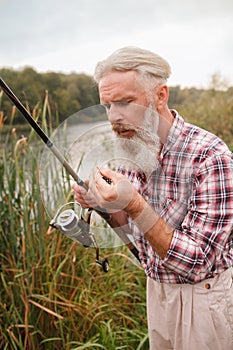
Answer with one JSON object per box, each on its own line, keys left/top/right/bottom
{"left": 160, "top": 110, "right": 184, "bottom": 158}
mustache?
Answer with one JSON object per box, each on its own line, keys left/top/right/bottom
{"left": 111, "top": 123, "right": 136, "bottom": 133}
{"left": 111, "top": 123, "right": 156, "bottom": 141}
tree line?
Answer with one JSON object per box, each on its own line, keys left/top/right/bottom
{"left": 0, "top": 67, "right": 100, "bottom": 125}
{"left": 0, "top": 67, "right": 233, "bottom": 145}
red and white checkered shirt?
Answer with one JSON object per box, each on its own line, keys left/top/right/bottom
{"left": 119, "top": 112, "right": 233, "bottom": 284}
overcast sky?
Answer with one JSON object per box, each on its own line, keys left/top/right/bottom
{"left": 0, "top": 0, "right": 232, "bottom": 88}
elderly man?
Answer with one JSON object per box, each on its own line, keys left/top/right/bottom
{"left": 72, "top": 47, "right": 233, "bottom": 350}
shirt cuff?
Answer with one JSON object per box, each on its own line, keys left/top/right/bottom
{"left": 162, "top": 229, "right": 206, "bottom": 282}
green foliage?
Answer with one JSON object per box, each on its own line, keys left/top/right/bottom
{"left": 0, "top": 67, "right": 100, "bottom": 126}
{"left": 169, "top": 85, "right": 233, "bottom": 146}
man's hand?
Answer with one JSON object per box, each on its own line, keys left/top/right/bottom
{"left": 72, "top": 167, "right": 137, "bottom": 213}
{"left": 72, "top": 179, "right": 98, "bottom": 209}
{"left": 89, "top": 167, "right": 136, "bottom": 213}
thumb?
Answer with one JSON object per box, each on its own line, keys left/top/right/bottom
{"left": 99, "top": 168, "right": 125, "bottom": 183}
{"left": 99, "top": 168, "right": 115, "bottom": 184}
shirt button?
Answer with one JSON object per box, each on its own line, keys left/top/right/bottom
{"left": 205, "top": 283, "right": 211, "bottom": 289}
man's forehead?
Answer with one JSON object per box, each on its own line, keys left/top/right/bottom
{"left": 99, "top": 70, "right": 138, "bottom": 88}
{"left": 99, "top": 70, "right": 144, "bottom": 102}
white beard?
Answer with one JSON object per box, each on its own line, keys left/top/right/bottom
{"left": 113, "top": 108, "right": 161, "bottom": 177}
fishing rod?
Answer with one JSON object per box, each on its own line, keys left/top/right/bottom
{"left": 0, "top": 77, "right": 140, "bottom": 271}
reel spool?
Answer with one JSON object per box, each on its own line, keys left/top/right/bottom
{"left": 50, "top": 203, "right": 109, "bottom": 272}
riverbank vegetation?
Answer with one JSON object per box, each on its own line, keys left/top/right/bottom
{"left": 0, "top": 92, "right": 148, "bottom": 349}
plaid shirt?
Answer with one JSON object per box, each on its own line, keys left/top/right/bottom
{"left": 119, "top": 112, "right": 233, "bottom": 284}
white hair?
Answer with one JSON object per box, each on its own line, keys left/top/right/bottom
{"left": 94, "top": 46, "right": 171, "bottom": 87}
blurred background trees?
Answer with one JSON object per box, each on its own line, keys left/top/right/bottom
{"left": 0, "top": 67, "right": 232, "bottom": 146}
{"left": 0, "top": 67, "right": 99, "bottom": 126}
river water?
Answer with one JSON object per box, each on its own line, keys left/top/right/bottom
{"left": 39, "top": 119, "right": 130, "bottom": 249}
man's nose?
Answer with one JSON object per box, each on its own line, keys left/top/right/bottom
{"left": 106, "top": 103, "right": 123, "bottom": 124}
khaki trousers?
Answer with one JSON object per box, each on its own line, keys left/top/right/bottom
{"left": 146, "top": 268, "right": 233, "bottom": 350}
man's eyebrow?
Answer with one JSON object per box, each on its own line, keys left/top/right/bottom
{"left": 102, "top": 97, "right": 135, "bottom": 108}
{"left": 107, "top": 95, "right": 136, "bottom": 103}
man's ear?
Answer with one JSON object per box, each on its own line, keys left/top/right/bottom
{"left": 156, "top": 85, "right": 169, "bottom": 110}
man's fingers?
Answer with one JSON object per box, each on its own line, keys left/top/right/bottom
{"left": 72, "top": 182, "right": 95, "bottom": 208}
{"left": 99, "top": 167, "right": 125, "bottom": 183}
{"left": 88, "top": 167, "right": 135, "bottom": 212}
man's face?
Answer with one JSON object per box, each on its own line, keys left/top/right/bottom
{"left": 99, "top": 70, "right": 151, "bottom": 136}
{"left": 99, "top": 70, "right": 161, "bottom": 175}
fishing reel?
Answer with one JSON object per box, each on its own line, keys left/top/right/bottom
{"left": 49, "top": 202, "right": 109, "bottom": 273}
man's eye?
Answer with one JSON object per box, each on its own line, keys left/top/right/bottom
{"left": 103, "top": 103, "right": 111, "bottom": 110}
{"left": 102, "top": 101, "right": 132, "bottom": 110}
{"left": 117, "top": 102, "right": 129, "bottom": 107}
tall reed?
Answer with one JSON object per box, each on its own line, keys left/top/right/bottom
{"left": 0, "top": 92, "right": 148, "bottom": 349}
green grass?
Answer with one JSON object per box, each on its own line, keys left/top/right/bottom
{"left": 0, "top": 98, "right": 148, "bottom": 349}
